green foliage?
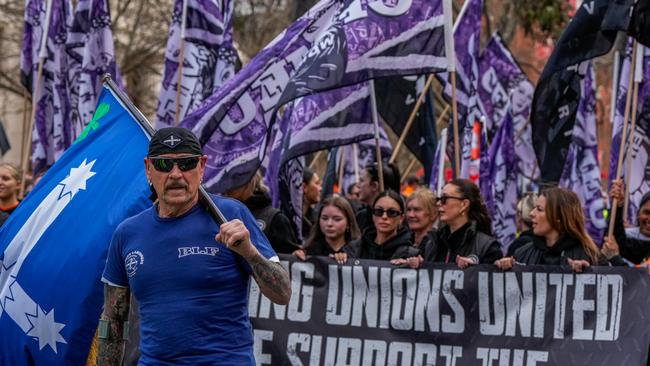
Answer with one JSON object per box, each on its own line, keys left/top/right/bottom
{"left": 513, "top": 0, "right": 572, "bottom": 40}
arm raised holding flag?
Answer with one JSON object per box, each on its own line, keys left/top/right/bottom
{"left": 98, "top": 127, "right": 290, "bottom": 365}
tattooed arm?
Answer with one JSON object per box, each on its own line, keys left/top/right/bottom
{"left": 216, "top": 219, "right": 292, "bottom": 305}
{"left": 97, "top": 284, "right": 130, "bottom": 366}
{"left": 247, "top": 254, "right": 292, "bottom": 305}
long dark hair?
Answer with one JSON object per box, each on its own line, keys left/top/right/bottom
{"left": 304, "top": 195, "right": 361, "bottom": 250}
{"left": 365, "top": 162, "right": 401, "bottom": 193}
{"left": 448, "top": 179, "right": 493, "bottom": 235}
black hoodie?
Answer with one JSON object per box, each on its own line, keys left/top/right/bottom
{"left": 245, "top": 189, "right": 299, "bottom": 254}
{"left": 345, "top": 225, "right": 416, "bottom": 260}
{"left": 513, "top": 235, "right": 595, "bottom": 265}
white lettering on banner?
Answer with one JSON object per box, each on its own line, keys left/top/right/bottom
{"left": 478, "top": 272, "right": 623, "bottom": 341}
{"left": 325, "top": 265, "right": 465, "bottom": 332}
{"left": 288, "top": 262, "right": 314, "bottom": 322}
{"left": 282, "top": 333, "right": 462, "bottom": 366}
{"left": 476, "top": 348, "right": 548, "bottom": 366}
{"left": 253, "top": 329, "right": 274, "bottom": 364}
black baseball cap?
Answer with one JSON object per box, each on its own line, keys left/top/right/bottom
{"left": 147, "top": 127, "right": 203, "bottom": 157}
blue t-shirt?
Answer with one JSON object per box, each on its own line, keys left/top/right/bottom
{"left": 102, "top": 195, "right": 278, "bottom": 366}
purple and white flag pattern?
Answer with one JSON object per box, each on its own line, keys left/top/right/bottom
{"left": 610, "top": 42, "right": 650, "bottom": 221}
{"left": 66, "top": 0, "right": 121, "bottom": 138}
{"left": 482, "top": 112, "right": 518, "bottom": 250}
{"left": 560, "top": 64, "right": 607, "bottom": 245}
{"left": 181, "top": 0, "right": 340, "bottom": 193}
{"left": 477, "top": 32, "right": 538, "bottom": 193}
{"left": 156, "top": 0, "right": 237, "bottom": 128}
{"left": 278, "top": 0, "right": 449, "bottom": 106}
{"left": 20, "top": 0, "right": 74, "bottom": 174}
{"left": 436, "top": 0, "right": 483, "bottom": 179}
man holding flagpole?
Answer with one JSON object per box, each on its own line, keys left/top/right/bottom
{"left": 98, "top": 127, "right": 291, "bottom": 365}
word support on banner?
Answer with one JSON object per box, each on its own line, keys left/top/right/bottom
{"left": 250, "top": 256, "right": 650, "bottom": 366}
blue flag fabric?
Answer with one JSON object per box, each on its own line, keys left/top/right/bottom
{"left": 20, "top": 0, "right": 74, "bottom": 174}
{"left": 0, "top": 86, "right": 151, "bottom": 365}
{"left": 559, "top": 64, "right": 607, "bottom": 245}
{"left": 65, "top": 0, "right": 122, "bottom": 139}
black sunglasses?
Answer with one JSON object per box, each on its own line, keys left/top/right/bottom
{"left": 149, "top": 155, "right": 201, "bottom": 172}
{"left": 435, "top": 195, "right": 465, "bottom": 205}
{"left": 372, "top": 208, "right": 402, "bottom": 218}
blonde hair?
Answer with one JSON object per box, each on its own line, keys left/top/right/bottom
{"left": 541, "top": 187, "right": 599, "bottom": 263}
{"left": 517, "top": 192, "right": 537, "bottom": 226}
{"left": 0, "top": 163, "right": 22, "bottom": 183}
{"left": 406, "top": 188, "right": 437, "bottom": 219}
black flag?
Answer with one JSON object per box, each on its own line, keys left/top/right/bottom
{"left": 375, "top": 75, "right": 437, "bottom": 183}
{"left": 532, "top": 0, "right": 635, "bottom": 183}
{"left": 629, "top": 0, "right": 650, "bottom": 47}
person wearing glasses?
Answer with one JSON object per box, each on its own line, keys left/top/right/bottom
{"left": 294, "top": 195, "right": 361, "bottom": 264}
{"left": 99, "top": 127, "right": 291, "bottom": 365}
{"left": 495, "top": 187, "right": 603, "bottom": 272}
{"left": 426, "top": 179, "right": 502, "bottom": 268}
{"left": 346, "top": 190, "right": 416, "bottom": 260}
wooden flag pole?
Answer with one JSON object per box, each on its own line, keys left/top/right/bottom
{"left": 20, "top": 88, "right": 30, "bottom": 178}
{"left": 623, "top": 44, "right": 644, "bottom": 223}
{"left": 369, "top": 80, "right": 385, "bottom": 192}
{"left": 608, "top": 41, "right": 638, "bottom": 238}
{"left": 20, "top": 0, "right": 54, "bottom": 197}
{"left": 400, "top": 156, "right": 418, "bottom": 183}
{"left": 174, "top": 0, "right": 190, "bottom": 126}
{"left": 308, "top": 150, "right": 324, "bottom": 169}
{"left": 352, "top": 143, "right": 360, "bottom": 184}
{"left": 436, "top": 128, "right": 448, "bottom": 195}
{"left": 450, "top": 72, "right": 460, "bottom": 179}
{"left": 389, "top": 74, "right": 435, "bottom": 163}
{"left": 337, "top": 146, "right": 346, "bottom": 193}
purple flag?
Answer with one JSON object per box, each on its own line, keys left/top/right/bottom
{"left": 278, "top": 0, "right": 449, "bottom": 106}
{"left": 482, "top": 112, "right": 518, "bottom": 250}
{"left": 436, "top": 0, "right": 483, "bottom": 179}
{"left": 180, "top": 0, "right": 340, "bottom": 193}
{"left": 156, "top": 0, "right": 237, "bottom": 128}
{"left": 66, "top": 0, "right": 122, "bottom": 138}
{"left": 20, "top": 0, "right": 74, "bottom": 174}
{"left": 477, "top": 32, "right": 538, "bottom": 192}
{"left": 560, "top": 64, "right": 607, "bottom": 245}
{"left": 610, "top": 42, "right": 650, "bottom": 220}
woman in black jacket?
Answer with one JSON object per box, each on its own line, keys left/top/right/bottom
{"left": 495, "top": 187, "right": 603, "bottom": 271}
{"left": 346, "top": 190, "right": 415, "bottom": 261}
{"left": 427, "top": 179, "right": 502, "bottom": 268}
{"left": 293, "top": 195, "right": 361, "bottom": 264}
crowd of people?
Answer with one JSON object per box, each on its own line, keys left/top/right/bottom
{"left": 222, "top": 161, "right": 650, "bottom": 272}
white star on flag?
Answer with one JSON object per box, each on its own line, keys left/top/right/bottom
{"left": 26, "top": 306, "right": 67, "bottom": 353}
{"left": 58, "top": 159, "right": 97, "bottom": 199}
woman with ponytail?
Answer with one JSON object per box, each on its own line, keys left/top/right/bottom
{"left": 425, "top": 179, "right": 502, "bottom": 268}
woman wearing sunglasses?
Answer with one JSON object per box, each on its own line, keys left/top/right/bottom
{"left": 495, "top": 187, "right": 603, "bottom": 272}
{"left": 426, "top": 179, "right": 502, "bottom": 268}
{"left": 346, "top": 190, "right": 416, "bottom": 260}
{"left": 294, "top": 195, "right": 361, "bottom": 264}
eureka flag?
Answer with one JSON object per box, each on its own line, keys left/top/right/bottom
{"left": 0, "top": 86, "right": 151, "bottom": 365}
